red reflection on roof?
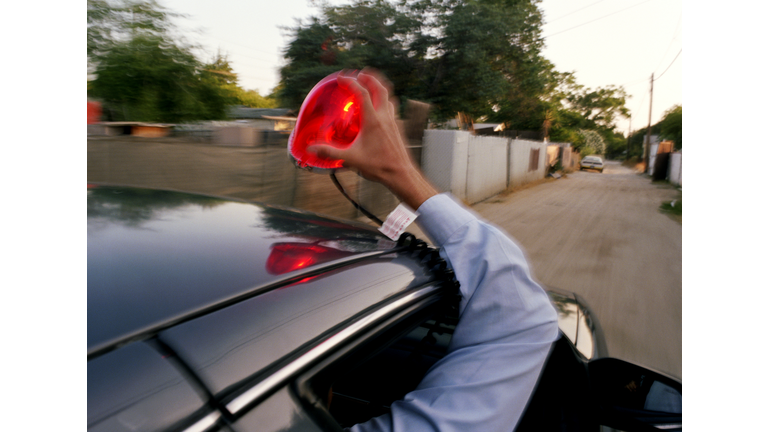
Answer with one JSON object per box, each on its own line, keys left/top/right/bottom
{"left": 266, "top": 242, "right": 354, "bottom": 275}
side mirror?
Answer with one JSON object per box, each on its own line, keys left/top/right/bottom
{"left": 589, "top": 358, "right": 682, "bottom": 431}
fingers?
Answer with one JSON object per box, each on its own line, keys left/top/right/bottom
{"left": 357, "top": 71, "right": 391, "bottom": 111}
{"left": 337, "top": 73, "right": 377, "bottom": 116}
{"left": 361, "top": 67, "right": 394, "bottom": 97}
{"left": 360, "top": 68, "right": 399, "bottom": 119}
{"left": 337, "top": 69, "right": 391, "bottom": 113}
{"left": 307, "top": 144, "right": 352, "bottom": 165}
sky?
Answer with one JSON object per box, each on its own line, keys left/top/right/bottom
{"left": 162, "top": 0, "right": 682, "bottom": 136}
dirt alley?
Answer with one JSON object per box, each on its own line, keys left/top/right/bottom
{"left": 470, "top": 161, "right": 681, "bottom": 379}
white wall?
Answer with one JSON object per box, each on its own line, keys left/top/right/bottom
{"left": 508, "top": 139, "right": 548, "bottom": 188}
{"left": 423, "top": 130, "right": 469, "bottom": 201}
{"left": 668, "top": 151, "right": 682, "bottom": 186}
{"left": 466, "top": 135, "right": 509, "bottom": 204}
{"left": 423, "top": 131, "right": 550, "bottom": 204}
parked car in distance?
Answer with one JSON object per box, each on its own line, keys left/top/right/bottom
{"left": 581, "top": 156, "right": 605, "bottom": 173}
{"left": 87, "top": 185, "right": 681, "bottom": 432}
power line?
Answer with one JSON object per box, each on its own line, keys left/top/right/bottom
{"left": 543, "top": 0, "right": 655, "bottom": 38}
{"left": 654, "top": 49, "right": 681, "bottom": 81}
{"left": 654, "top": 13, "right": 682, "bottom": 73}
{"left": 547, "top": 1, "right": 603, "bottom": 24}
{"left": 621, "top": 76, "right": 650, "bottom": 88}
{"left": 633, "top": 84, "right": 647, "bottom": 120}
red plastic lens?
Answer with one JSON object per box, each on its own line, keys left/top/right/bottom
{"left": 288, "top": 73, "right": 362, "bottom": 170}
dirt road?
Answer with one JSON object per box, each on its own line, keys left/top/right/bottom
{"left": 472, "top": 161, "right": 682, "bottom": 379}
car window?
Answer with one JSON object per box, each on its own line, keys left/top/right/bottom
{"left": 294, "top": 301, "right": 458, "bottom": 429}
{"left": 231, "top": 386, "right": 326, "bottom": 432}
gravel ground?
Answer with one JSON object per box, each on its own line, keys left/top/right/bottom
{"left": 471, "top": 161, "right": 682, "bottom": 379}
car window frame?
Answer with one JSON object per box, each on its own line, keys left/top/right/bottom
{"left": 217, "top": 282, "right": 449, "bottom": 423}
{"left": 287, "top": 284, "right": 454, "bottom": 431}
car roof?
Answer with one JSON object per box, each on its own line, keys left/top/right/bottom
{"left": 87, "top": 185, "right": 427, "bottom": 358}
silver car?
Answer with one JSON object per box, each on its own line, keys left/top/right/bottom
{"left": 580, "top": 156, "right": 604, "bottom": 173}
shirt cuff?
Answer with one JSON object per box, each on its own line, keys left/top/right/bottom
{"left": 416, "top": 193, "right": 478, "bottom": 247}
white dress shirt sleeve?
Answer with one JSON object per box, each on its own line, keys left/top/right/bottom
{"left": 350, "top": 193, "right": 559, "bottom": 432}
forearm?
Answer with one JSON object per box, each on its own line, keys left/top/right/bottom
{"left": 381, "top": 163, "right": 438, "bottom": 211}
{"left": 416, "top": 194, "right": 558, "bottom": 343}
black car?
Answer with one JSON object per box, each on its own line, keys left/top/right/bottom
{"left": 87, "top": 185, "right": 682, "bottom": 432}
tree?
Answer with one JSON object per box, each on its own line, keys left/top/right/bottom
{"left": 659, "top": 105, "right": 682, "bottom": 150}
{"left": 534, "top": 67, "right": 630, "bottom": 157}
{"left": 89, "top": 34, "right": 232, "bottom": 122}
{"left": 278, "top": 0, "right": 550, "bottom": 123}
{"left": 88, "top": 0, "right": 238, "bottom": 122}
{"left": 576, "top": 129, "right": 606, "bottom": 156}
{"left": 88, "top": 0, "right": 183, "bottom": 61}
{"left": 277, "top": 0, "right": 630, "bottom": 148}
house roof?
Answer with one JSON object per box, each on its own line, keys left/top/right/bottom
{"left": 473, "top": 123, "right": 504, "bottom": 131}
{"left": 261, "top": 116, "right": 297, "bottom": 122}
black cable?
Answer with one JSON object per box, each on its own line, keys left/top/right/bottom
{"left": 330, "top": 172, "right": 384, "bottom": 226}
{"left": 654, "top": 49, "right": 682, "bottom": 81}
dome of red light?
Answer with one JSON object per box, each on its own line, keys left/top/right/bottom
{"left": 288, "top": 72, "right": 362, "bottom": 171}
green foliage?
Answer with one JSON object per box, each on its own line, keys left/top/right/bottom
{"left": 88, "top": 0, "right": 274, "bottom": 122}
{"left": 627, "top": 125, "right": 658, "bottom": 159}
{"left": 90, "top": 34, "right": 233, "bottom": 122}
{"left": 236, "top": 89, "right": 278, "bottom": 108}
{"left": 659, "top": 198, "right": 682, "bottom": 224}
{"left": 603, "top": 129, "right": 629, "bottom": 160}
{"left": 576, "top": 129, "right": 606, "bottom": 156}
{"left": 88, "top": 0, "right": 182, "bottom": 60}
{"left": 277, "top": 0, "right": 550, "bottom": 123}
{"left": 276, "top": 0, "right": 630, "bottom": 148}
{"left": 660, "top": 104, "right": 682, "bottom": 150}
{"left": 625, "top": 104, "right": 681, "bottom": 159}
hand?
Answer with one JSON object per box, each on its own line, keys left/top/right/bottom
{"left": 308, "top": 69, "right": 438, "bottom": 209}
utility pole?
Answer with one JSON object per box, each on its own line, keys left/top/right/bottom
{"left": 627, "top": 115, "right": 632, "bottom": 159}
{"left": 643, "top": 73, "right": 654, "bottom": 173}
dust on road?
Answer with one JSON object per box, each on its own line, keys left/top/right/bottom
{"left": 472, "top": 161, "right": 682, "bottom": 379}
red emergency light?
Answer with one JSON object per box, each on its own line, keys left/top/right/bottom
{"left": 288, "top": 72, "right": 362, "bottom": 172}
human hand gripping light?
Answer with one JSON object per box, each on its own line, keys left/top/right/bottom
{"left": 308, "top": 70, "right": 438, "bottom": 210}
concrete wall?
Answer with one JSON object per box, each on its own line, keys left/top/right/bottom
{"left": 466, "top": 135, "right": 509, "bottom": 203}
{"left": 558, "top": 146, "right": 580, "bottom": 171}
{"left": 214, "top": 126, "right": 259, "bottom": 146}
{"left": 87, "top": 137, "right": 398, "bottom": 223}
{"left": 422, "top": 130, "right": 469, "bottom": 201}
{"left": 508, "top": 139, "right": 548, "bottom": 188}
{"left": 423, "top": 131, "right": 551, "bottom": 204}
{"left": 668, "top": 151, "right": 682, "bottom": 186}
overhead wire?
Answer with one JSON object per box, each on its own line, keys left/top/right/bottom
{"left": 654, "top": 49, "right": 682, "bottom": 81}
{"left": 543, "top": 0, "right": 655, "bottom": 38}
{"left": 546, "top": 0, "right": 603, "bottom": 24}
{"left": 654, "top": 13, "right": 682, "bottom": 73}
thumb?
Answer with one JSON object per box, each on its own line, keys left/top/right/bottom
{"left": 307, "top": 143, "right": 348, "bottom": 162}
